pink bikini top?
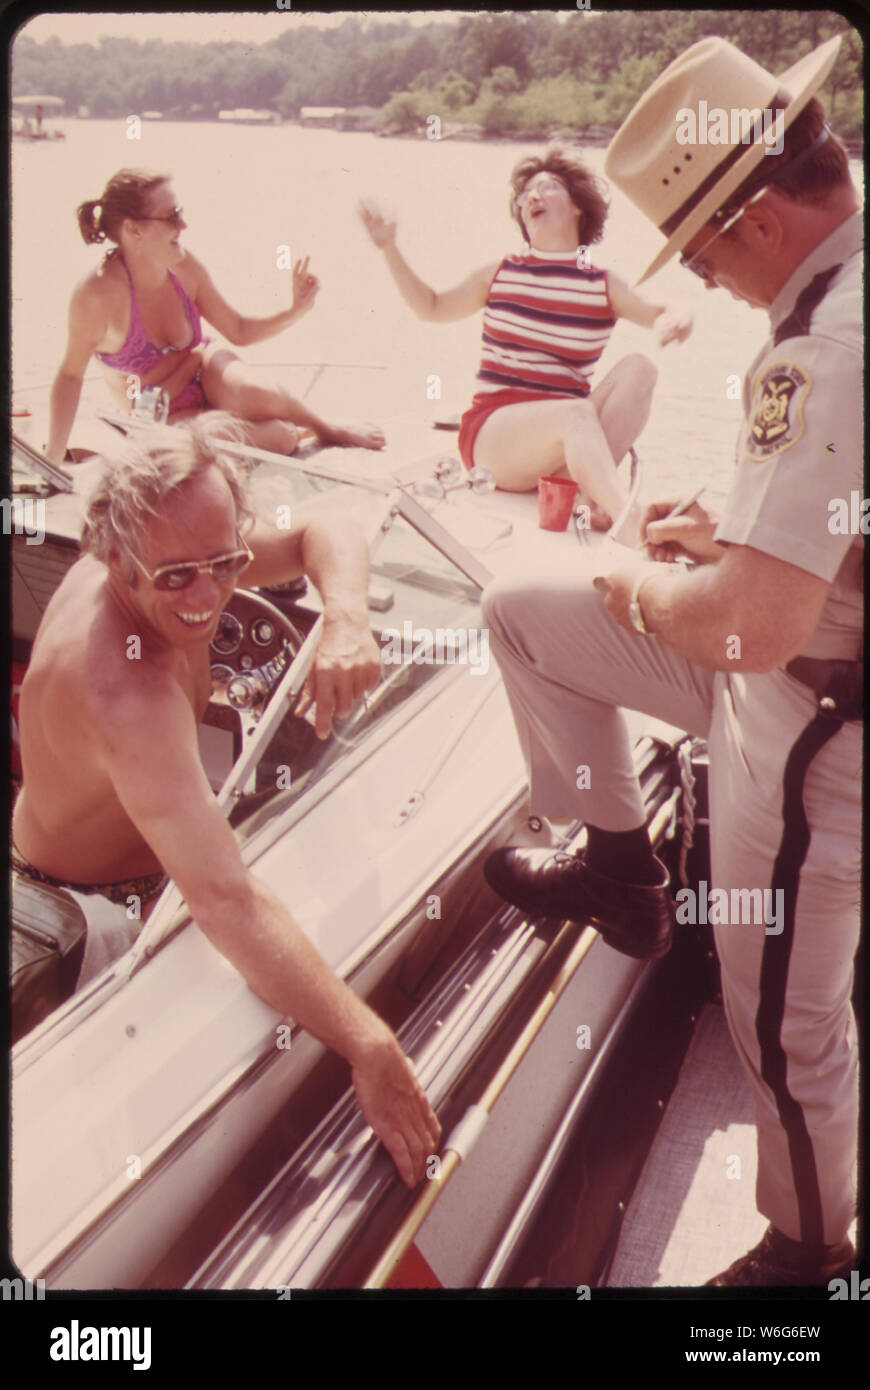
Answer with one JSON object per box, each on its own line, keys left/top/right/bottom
{"left": 97, "top": 259, "right": 204, "bottom": 375}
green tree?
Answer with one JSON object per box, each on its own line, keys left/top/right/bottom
{"left": 490, "top": 65, "right": 521, "bottom": 97}
{"left": 439, "top": 72, "right": 476, "bottom": 111}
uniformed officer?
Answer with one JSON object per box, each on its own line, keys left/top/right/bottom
{"left": 482, "top": 35, "right": 862, "bottom": 1285}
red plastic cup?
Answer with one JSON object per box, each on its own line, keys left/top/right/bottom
{"left": 537, "top": 475, "right": 578, "bottom": 532}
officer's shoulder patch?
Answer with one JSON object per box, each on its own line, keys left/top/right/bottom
{"left": 744, "top": 360, "right": 812, "bottom": 462}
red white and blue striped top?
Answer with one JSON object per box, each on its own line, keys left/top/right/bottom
{"left": 474, "top": 249, "right": 615, "bottom": 399}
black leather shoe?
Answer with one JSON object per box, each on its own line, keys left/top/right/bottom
{"left": 706, "top": 1225, "right": 856, "bottom": 1287}
{"left": 483, "top": 846, "right": 674, "bottom": 960}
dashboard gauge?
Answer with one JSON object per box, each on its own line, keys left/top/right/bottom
{"left": 251, "top": 618, "right": 276, "bottom": 647}
{"left": 211, "top": 612, "right": 244, "bottom": 656}
{"left": 209, "top": 663, "right": 235, "bottom": 690}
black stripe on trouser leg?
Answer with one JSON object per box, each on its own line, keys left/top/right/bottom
{"left": 755, "top": 711, "right": 844, "bottom": 1246}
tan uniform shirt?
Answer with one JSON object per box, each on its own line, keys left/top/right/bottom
{"left": 715, "top": 212, "right": 863, "bottom": 660}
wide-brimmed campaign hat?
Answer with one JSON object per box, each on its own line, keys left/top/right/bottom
{"left": 604, "top": 34, "right": 842, "bottom": 282}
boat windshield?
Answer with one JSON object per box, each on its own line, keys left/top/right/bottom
{"left": 230, "top": 460, "right": 492, "bottom": 848}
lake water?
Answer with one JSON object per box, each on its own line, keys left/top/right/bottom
{"left": 11, "top": 120, "right": 863, "bottom": 505}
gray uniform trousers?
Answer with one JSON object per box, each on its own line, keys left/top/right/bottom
{"left": 482, "top": 551, "right": 860, "bottom": 1246}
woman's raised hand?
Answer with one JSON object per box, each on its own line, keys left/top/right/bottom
{"left": 292, "top": 256, "right": 320, "bottom": 317}
{"left": 358, "top": 197, "right": 397, "bottom": 250}
{"left": 654, "top": 307, "right": 694, "bottom": 347}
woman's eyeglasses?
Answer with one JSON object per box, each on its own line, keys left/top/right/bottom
{"left": 132, "top": 534, "right": 253, "bottom": 591}
{"left": 516, "top": 176, "right": 567, "bottom": 208}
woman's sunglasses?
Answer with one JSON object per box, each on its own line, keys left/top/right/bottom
{"left": 141, "top": 206, "right": 185, "bottom": 229}
{"left": 132, "top": 535, "right": 253, "bottom": 591}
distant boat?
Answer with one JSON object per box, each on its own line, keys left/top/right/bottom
{"left": 299, "top": 106, "right": 346, "bottom": 129}
{"left": 218, "top": 108, "right": 280, "bottom": 125}
{"left": 12, "top": 94, "right": 66, "bottom": 141}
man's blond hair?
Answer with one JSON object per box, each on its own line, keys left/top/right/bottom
{"left": 81, "top": 413, "right": 253, "bottom": 580}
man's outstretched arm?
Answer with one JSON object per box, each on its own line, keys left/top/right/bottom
{"left": 243, "top": 511, "right": 382, "bottom": 738}
{"left": 94, "top": 672, "right": 440, "bottom": 1185}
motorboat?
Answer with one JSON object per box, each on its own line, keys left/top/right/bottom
{"left": 8, "top": 411, "right": 784, "bottom": 1291}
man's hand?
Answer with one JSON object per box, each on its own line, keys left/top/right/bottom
{"left": 358, "top": 197, "right": 397, "bottom": 250}
{"left": 295, "top": 609, "right": 382, "bottom": 739}
{"left": 595, "top": 554, "right": 665, "bottom": 633}
{"left": 352, "top": 1038, "right": 441, "bottom": 1188}
{"left": 654, "top": 308, "right": 693, "bottom": 347}
{"left": 643, "top": 497, "right": 724, "bottom": 564}
{"left": 291, "top": 256, "right": 320, "bottom": 319}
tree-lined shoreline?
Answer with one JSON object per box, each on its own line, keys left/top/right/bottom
{"left": 13, "top": 12, "right": 863, "bottom": 145}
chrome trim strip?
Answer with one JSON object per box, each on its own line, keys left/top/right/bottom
{"left": 216, "top": 438, "right": 397, "bottom": 494}
{"left": 195, "top": 911, "right": 550, "bottom": 1288}
{"left": 12, "top": 433, "right": 75, "bottom": 492}
{"left": 394, "top": 489, "right": 494, "bottom": 591}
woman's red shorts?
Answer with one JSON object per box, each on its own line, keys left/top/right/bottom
{"left": 457, "top": 386, "right": 589, "bottom": 470}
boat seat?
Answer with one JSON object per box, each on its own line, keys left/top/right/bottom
{"left": 11, "top": 878, "right": 87, "bottom": 1045}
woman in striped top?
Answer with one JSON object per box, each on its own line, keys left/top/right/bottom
{"left": 360, "top": 147, "right": 692, "bottom": 540}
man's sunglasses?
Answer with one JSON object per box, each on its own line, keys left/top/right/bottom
{"left": 141, "top": 206, "right": 185, "bottom": 228}
{"left": 132, "top": 534, "right": 253, "bottom": 591}
{"left": 679, "top": 187, "right": 768, "bottom": 283}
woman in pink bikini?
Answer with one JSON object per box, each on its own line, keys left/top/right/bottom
{"left": 46, "top": 168, "right": 385, "bottom": 464}
{"left": 360, "top": 147, "right": 693, "bottom": 538}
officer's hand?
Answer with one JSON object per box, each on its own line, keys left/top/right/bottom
{"left": 642, "top": 498, "right": 725, "bottom": 565}
{"left": 594, "top": 556, "right": 661, "bottom": 633}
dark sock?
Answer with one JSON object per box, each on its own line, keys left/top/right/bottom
{"left": 771, "top": 1227, "right": 850, "bottom": 1260}
{"left": 584, "top": 824, "right": 660, "bottom": 885}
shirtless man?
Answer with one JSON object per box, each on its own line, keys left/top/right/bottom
{"left": 12, "top": 414, "right": 440, "bottom": 1188}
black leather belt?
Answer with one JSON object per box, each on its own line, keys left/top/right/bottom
{"left": 784, "top": 657, "right": 863, "bottom": 722}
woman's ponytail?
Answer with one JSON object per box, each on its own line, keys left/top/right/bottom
{"left": 77, "top": 199, "right": 105, "bottom": 245}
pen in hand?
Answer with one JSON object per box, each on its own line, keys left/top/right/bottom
{"left": 593, "top": 488, "right": 708, "bottom": 591}
{"left": 660, "top": 485, "right": 706, "bottom": 522}
{"left": 643, "top": 486, "right": 707, "bottom": 565}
